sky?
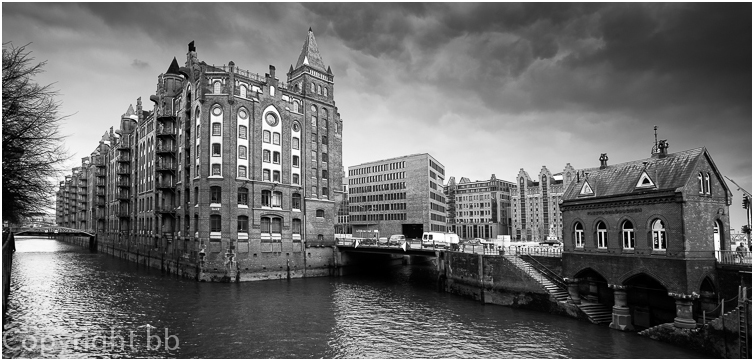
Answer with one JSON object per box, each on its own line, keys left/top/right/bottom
{"left": 3, "top": 2, "right": 752, "bottom": 230}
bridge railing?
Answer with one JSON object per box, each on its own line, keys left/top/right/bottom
{"left": 507, "top": 245, "right": 562, "bottom": 258}
{"left": 715, "top": 250, "right": 752, "bottom": 265}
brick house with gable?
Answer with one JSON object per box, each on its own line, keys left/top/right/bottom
{"left": 560, "top": 141, "right": 733, "bottom": 330}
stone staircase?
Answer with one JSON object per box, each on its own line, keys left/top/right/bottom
{"left": 504, "top": 254, "right": 613, "bottom": 324}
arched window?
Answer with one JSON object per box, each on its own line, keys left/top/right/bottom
{"left": 316, "top": 209, "right": 325, "bottom": 218}
{"left": 239, "top": 125, "right": 247, "bottom": 139}
{"left": 273, "top": 132, "right": 280, "bottom": 145}
{"left": 698, "top": 172, "right": 704, "bottom": 194}
{"left": 310, "top": 83, "right": 315, "bottom": 93}
{"left": 574, "top": 222, "right": 584, "bottom": 248}
{"left": 211, "top": 164, "right": 221, "bottom": 176}
{"left": 652, "top": 219, "right": 666, "bottom": 250}
{"left": 212, "top": 143, "right": 221, "bottom": 156}
{"left": 238, "top": 215, "right": 248, "bottom": 232}
{"left": 238, "top": 187, "right": 248, "bottom": 205}
{"left": 292, "top": 155, "right": 299, "bottom": 168}
{"left": 311, "top": 105, "right": 317, "bottom": 127}
{"left": 261, "top": 190, "right": 271, "bottom": 207}
{"left": 263, "top": 150, "right": 270, "bottom": 163}
{"left": 213, "top": 81, "right": 221, "bottom": 94}
{"left": 596, "top": 221, "right": 607, "bottom": 248}
{"left": 292, "top": 137, "right": 300, "bottom": 150}
{"left": 196, "top": 124, "right": 201, "bottom": 139}
{"left": 239, "top": 145, "right": 247, "bottom": 159}
{"left": 238, "top": 165, "right": 247, "bottom": 178}
{"left": 323, "top": 87, "right": 328, "bottom": 97}
{"left": 317, "top": 234, "right": 324, "bottom": 241}
{"left": 293, "top": 100, "right": 300, "bottom": 113}
{"left": 210, "top": 186, "right": 221, "bottom": 204}
{"left": 273, "top": 170, "right": 280, "bottom": 182}
{"left": 263, "top": 130, "right": 271, "bottom": 143}
{"left": 261, "top": 217, "right": 270, "bottom": 233}
{"left": 292, "top": 193, "right": 301, "bottom": 210}
{"left": 322, "top": 135, "right": 328, "bottom": 144}
{"left": 263, "top": 169, "right": 270, "bottom": 181}
{"left": 622, "top": 220, "right": 634, "bottom": 249}
{"left": 317, "top": 85, "right": 322, "bottom": 94}
{"left": 705, "top": 173, "right": 711, "bottom": 194}
{"left": 273, "top": 151, "right": 280, "bottom": 164}
{"left": 272, "top": 191, "right": 282, "bottom": 208}
{"left": 240, "top": 85, "right": 247, "bottom": 98}
{"left": 292, "top": 174, "right": 300, "bottom": 185}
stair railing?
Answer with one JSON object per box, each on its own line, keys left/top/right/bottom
{"left": 519, "top": 254, "right": 575, "bottom": 303}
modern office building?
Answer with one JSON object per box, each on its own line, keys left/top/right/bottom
{"left": 347, "top": 153, "right": 446, "bottom": 239}
{"left": 445, "top": 174, "right": 515, "bottom": 239}
{"left": 56, "top": 29, "right": 345, "bottom": 281}
{"left": 511, "top": 164, "right": 577, "bottom": 242}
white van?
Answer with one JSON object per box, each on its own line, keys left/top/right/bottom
{"left": 421, "top": 232, "right": 460, "bottom": 249}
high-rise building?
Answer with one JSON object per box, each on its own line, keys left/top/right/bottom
{"left": 347, "top": 153, "right": 446, "bottom": 239}
{"left": 56, "top": 29, "right": 345, "bottom": 280}
{"left": 445, "top": 174, "right": 515, "bottom": 240}
{"left": 511, "top": 164, "right": 576, "bottom": 242}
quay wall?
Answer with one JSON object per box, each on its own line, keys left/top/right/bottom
{"left": 443, "top": 252, "right": 584, "bottom": 319}
{"left": 57, "top": 234, "right": 339, "bottom": 282}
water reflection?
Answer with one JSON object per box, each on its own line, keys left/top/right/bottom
{"left": 4, "top": 238, "right": 705, "bottom": 358}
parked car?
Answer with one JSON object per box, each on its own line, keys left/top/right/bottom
{"left": 539, "top": 240, "right": 562, "bottom": 246}
{"left": 388, "top": 234, "right": 405, "bottom": 247}
{"left": 378, "top": 237, "right": 389, "bottom": 246}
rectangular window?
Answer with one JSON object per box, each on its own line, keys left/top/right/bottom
{"left": 292, "top": 173, "right": 300, "bottom": 185}
{"left": 311, "top": 186, "right": 317, "bottom": 197}
{"left": 212, "top": 143, "right": 221, "bottom": 156}
{"left": 212, "top": 123, "right": 221, "bottom": 136}
{"left": 263, "top": 130, "right": 270, "bottom": 143}
{"left": 212, "top": 164, "right": 221, "bottom": 176}
{"left": 239, "top": 125, "right": 247, "bottom": 139}
{"left": 292, "top": 137, "right": 299, "bottom": 150}
{"left": 311, "top": 151, "right": 316, "bottom": 161}
{"left": 273, "top": 132, "right": 280, "bottom": 145}
{"left": 273, "top": 170, "right": 280, "bottom": 182}
{"left": 271, "top": 218, "right": 282, "bottom": 234}
{"left": 292, "top": 155, "right": 300, "bottom": 168}
{"left": 272, "top": 192, "right": 282, "bottom": 207}
{"left": 263, "top": 150, "right": 270, "bottom": 162}
{"left": 263, "top": 169, "right": 270, "bottom": 181}
{"left": 210, "top": 215, "right": 221, "bottom": 232}
{"left": 239, "top": 146, "right": 247, "bottom": 159}
{"left": 237, "top": 217, "right": 248, "bottom": 232}
{"left": 273, "top": 151, "right": 280, "bottom": 164}
{"left": 238, "top": 166, "right": 247, "bottom": 178}
{"left": 261, "top": 217, "right": 270, "bottom": 233}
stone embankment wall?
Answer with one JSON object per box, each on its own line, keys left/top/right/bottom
{"left": 443, "top": 252, "right": 584, "bottom": 319}
{"left": 59, "top": 234, "right": 338, "bottom": 282}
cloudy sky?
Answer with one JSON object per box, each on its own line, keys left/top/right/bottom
{"left": 3, "top": 2, "right": 752, "bottom": 230}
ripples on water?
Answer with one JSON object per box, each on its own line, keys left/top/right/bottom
{"left": 3, "top": 238, "right": 704, "bottom": 358}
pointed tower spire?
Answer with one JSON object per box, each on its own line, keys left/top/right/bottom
{"left": 295, "top": 28, "right": 327, "bottom": 72}
{"left": 166, "top": 57, "right": 180, "bottom": 75}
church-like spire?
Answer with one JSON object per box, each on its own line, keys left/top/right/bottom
{"left": 295, "top": 28, "right": 327, "bottom": 72}
{"left": 166, "top": 57, "right": 180, "bottom": 75}
{"left": 124, "top": 104, "right": 135, "bottom": 118}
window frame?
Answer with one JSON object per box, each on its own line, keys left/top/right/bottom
{"left": 622, "top": 220, "right": 635, "bottom": 250}
{"left": 596, "top": 221, "right": 607, "bottom": 249}
{"left": 212, "top": 122, "right": 221, "bottom": 136}
{"left": 652, "top": 219, "right": 667, "bottom": 251}
{"left": 574, "top": 222, "right": 584, "bottom": 248}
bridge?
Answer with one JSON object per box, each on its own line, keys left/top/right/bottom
{"left": 13, "top": 226, "right": 94, "bottom": 238}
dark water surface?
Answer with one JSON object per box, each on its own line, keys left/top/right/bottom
{"left": 3, "top": 238, "right": 705, "bottom": 358}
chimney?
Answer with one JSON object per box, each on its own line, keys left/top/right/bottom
{"left": 599, "top": 153, "right": 608, "bottom": 169}
{"left": 658, "top": 140, "right": 669, "bottom": 158}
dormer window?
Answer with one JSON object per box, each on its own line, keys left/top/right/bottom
{"left": 579, "top": 181, "right": 594, "bottom": 196}
{"left": 635, "top": 171, "right": 655, "bottom": 189}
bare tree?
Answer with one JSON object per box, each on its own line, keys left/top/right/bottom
{"left": 2, "top": 42, "right": 69, "bottom": 224}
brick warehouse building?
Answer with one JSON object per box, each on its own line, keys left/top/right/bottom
{"left": 347, "top": 153, "right": 446, "bottom": 240}
{"left": 445, "top": 175, "right": 515, "bottom": 240}
{"left": 511, "top": 164, "right": 577, "bottom": 242}
{"left": 560, "top": 142, "right": 734, "bottom": 331}
{"left": 56, "top": 29, "right": 345, "bottom": 281}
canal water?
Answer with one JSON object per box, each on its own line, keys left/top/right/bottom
{"left": 3, "top": 237, "right": 705, "bottom": 358}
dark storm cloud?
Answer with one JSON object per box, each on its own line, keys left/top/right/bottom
{"left": 131, "top": 59, "right": 149, "bottom": 69}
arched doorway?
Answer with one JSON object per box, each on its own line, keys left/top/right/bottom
{"left": 713, "top": 220, "right": 723, "bottom": 251}
{"left": 623, "top": 273, "right": 675, "bottom": 329}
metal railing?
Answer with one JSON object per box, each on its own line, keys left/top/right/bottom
{"left": 715, "top": 250, "right": 752, "bottom": 265}
{"left": 507, "top": 245, "right": 563, "bottom": 258}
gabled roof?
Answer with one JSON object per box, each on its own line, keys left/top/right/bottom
{"left": 295, "top": 28, "right": 327, "bottom": 72}
{"left": 166, "top": 57, "right": 180, "bottom": 75}
{"left": 563, "top": 147, "right": 709, "bottom": 200}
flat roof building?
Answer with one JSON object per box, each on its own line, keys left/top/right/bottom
{"left": 445, "top": 174, "right": 515, "bottom": 240}
{"left": 348, "top": 153, "right": 446, "bottom": 239}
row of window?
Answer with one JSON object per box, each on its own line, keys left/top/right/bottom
{"left": 350, "top": 182, "right": 407, "bottom": 194}
{"left": 349, "top": 192, "right": 407, "bottom": 203}
{"left": 573, "top": 220, "right": 666, "bottom": 251}
{"left": 351, "top": 213, "right": 407, "bottom": 222}
{"left": 350, "top": 172, "right": 405, "bottom": 185}
{"left": 349, "top": 162, "right": 406, "bottom": 177}
{"left": 698, "top": 172, "right": 712, "bottom": 195}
